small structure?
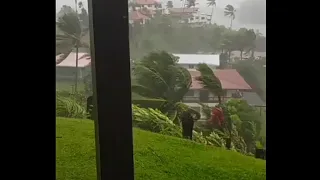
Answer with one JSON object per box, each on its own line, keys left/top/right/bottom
{"left": 173, "top": 54, "right": 220, "bottom": 70}
{"left": 56, "top": 52, "right": 91, "bottom": 81}
{"left": 129, "top": 10, "right": 151, "bottom": 25}
{"left": 183, "top": 69, "right": 252, "bottom": 118}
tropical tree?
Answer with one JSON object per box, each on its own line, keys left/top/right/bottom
{"left": 186, "top": 0, "right": 196, "bottom": 8}
{"left": 235, "top": 28, "right": 250, "bottom": 61}
{"left": 245, "top": 29, "right": 257, "bottom": 59}
{"left": 224, "top": 4, "right": 236, "bottom": 29}
{"left": 207, "top": 0, "right": 216, "bottom": 24}
{"left": 166, "top": 1, "right": 174, "bottom": 8}
{"left": 132, "top": 51, "right": 200, "bottom": 123}
{"left": 56, "top": 6, "right": 89, "bottom": 93}
{"left": 195, "top": 63, "right": 223, "bottom": 104}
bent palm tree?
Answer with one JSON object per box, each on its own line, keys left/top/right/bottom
{"left": 196, "top": 63, "right": 223, "bottom": 104}
{"left": 207, "top": 0, "right": 216, "bottom": 24}
{"left": 224, "top": 4, "right": 236, "bottom": 29}
{"left": 56, "top": 9, "right": 89, "bottom": 93}
{"left": 132, "top": 51, "right": 200, "bottom": 123}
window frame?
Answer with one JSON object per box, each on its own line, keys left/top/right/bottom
{"left": 88, "top": 0, "right": 134, "bottom": 179}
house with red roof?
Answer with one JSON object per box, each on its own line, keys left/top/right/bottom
{"left": 134, "top": 0, "right": 161, "bottom": 10}
{"left": 129, "top": 10, "right": 151, "bottom": 24}
{"left": 56, "top": 52, "right": 91, "bottom": 80}
{"left": 183, "top": 69, "right": 253, "bottom": 114}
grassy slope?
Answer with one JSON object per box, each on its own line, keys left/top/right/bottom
{"left": 56, "top": 118, "right": 266, "bottom": 180}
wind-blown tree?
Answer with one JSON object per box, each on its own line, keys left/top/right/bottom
{"left": 207, "top": 0, "right": 216, "bottom": 24}
{"left": 220, "top": 30, "right": 236, "bottom": 62}
{"left": 235, "top": 28, "right": 250, "bottom": 61}
{"left": 56, "top": 7, "right": 89, "bottom": 93}
{"left": 186, "top": 0, "right": 196, "bottom": 8}
{"left": 224, "top": 4, "right": 236, "bottom": 29}
{"left": 132, "top": 51, "right": 200, "bottom": 123}
{"left": 166, "top": 1, "right": 174, "bottom": 8}
{"left": 244, "top": 29, "right": 257, "bottom": 59}
{"left": 195, "top": 63, "right": 223, "bottom": 104}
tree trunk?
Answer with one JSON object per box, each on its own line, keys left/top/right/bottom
{"left": 218, "top": 95, "right": 221, "bottom": 104}
{"left": 228, "top": 51, "right": 231, "bottom": 63}
{"left": 240, "top": 50, "right": 243, "bottom": 61}
{"left": 210, "top": 6, "right": 214, "bottom": 24}
{"left": 230, "top": 18, "right": 233, "bottom": 29}
{"left": 75, "top": 46, "right": 79, "bottom": 93}
{"left": 251, "top": 49, "right": 255, "bottom": 59}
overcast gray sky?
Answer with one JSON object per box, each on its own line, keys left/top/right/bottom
{"left": 56, "top": 0, "right": 266, "bottom": 35}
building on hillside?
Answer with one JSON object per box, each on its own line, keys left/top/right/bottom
{"left": 56, "top": 52, "right": 91, "bottom": 81}
{"left": 133, "top": 0, "right": 162, "bottom": 11}
{"left": 166, "top": 8, "right": 199, "bottom": 16}
{"left": 165, "top": 8, "right": 210, "bottom": 25}
{"left": 173, "top": 54, "right": 220, "bottom": 70}
{"left": 183, "top": 69, "right": 255, "bottom": 117}
{"left": 187, "top": 13, "right": 211, "bottom": 25}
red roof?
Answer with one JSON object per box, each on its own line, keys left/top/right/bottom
{"left": 129, "top": 11, "right": 150, "bottom": 21}
{"left": 135, "top": 0, "right": 159, "bottom": 5}
{"left": 189, "top": 69, "right": 252, "bottom": 90}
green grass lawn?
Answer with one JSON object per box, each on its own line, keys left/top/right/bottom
{"left": 56, "top": 118, "right": 266, "bottom": 180}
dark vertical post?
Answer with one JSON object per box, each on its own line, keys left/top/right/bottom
{"left": 88, "top": 0, "right": 134, "bottom": 180}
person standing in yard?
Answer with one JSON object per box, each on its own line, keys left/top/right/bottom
{"left": 210, "top": 105, "right": 225, "bottom": 131}
{"left": 181, "top": 109, "right": 195, "bottom": 140}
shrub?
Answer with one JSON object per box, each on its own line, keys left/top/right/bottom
{"left": 56, "top": 96, "right": 87, "bottom": 119}
{"left": 132, "top": 105, "right": 182, "bottom": 137}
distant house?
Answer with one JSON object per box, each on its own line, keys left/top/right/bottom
{"left": 56, "top": 52, "right": 91, "bottom": 81}
{"left": 173, "top": 54, "right": 220, "bottom": 70}
{"left": 183, "top": 69, "right": 254, "bottom": 116}
{"left": 129, "top": 10, "right": 151, "bottom": 25}
{"left": 133, "top": 0, "right": 161, "bottom": 11}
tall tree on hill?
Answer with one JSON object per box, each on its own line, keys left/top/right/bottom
{"left": 166, "top": 1, "right": 174, "bottom": 8}
{"left": 245, "top": 29, "right": 257, "bottom": 59}
{"left": 207, "top": 0, "right": 216, "bottom": 24}
{"left": 224, "top": 4, "right": 236, "bottom": 29}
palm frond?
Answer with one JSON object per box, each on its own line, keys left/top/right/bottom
{"left": 56, "top": 11, "right": 82, "bottom": 39}
{"left": 134, "top": 64, "right": 171, "bottom": 91}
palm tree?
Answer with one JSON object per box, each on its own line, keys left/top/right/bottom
{"left": 132, "top": 51, "right": 200, "bottom": 123}
{"left": 166, "top": 1, "right": 174, "bottom": 8}
{"left": 56, "top": 7, "right": 88, "bottom": 93}
{"left": 195, "top": 63, "right": 223, "bottom": 104}
{"left": 207, "top": 0, "right": 216, "bottom": 24}
{"left": 224, "top": 4, "right": 236, "bottom": 29}
{"left": 245, "top": 29, "right": 257, "bottom": 59}
{"left": 186, "top": 0, "right": 196, "bottom": 8}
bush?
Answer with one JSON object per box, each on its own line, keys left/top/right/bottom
{"left": 132, "top": 105, "right": 182, "bottom": 137}
{"left": 56, "top": 96, "right": 87, "bottom": 119}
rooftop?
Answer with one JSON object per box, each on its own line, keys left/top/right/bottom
{"left": 173, "top": 54, "right": 220, "bottom": 66}
{"left": 56, "top": 52, "right": 91, "bottom": 68}
{"left": 129, "top": 10, "right": 150, "bottom": 21}
{"left": 188, "top": 69, "right": 252, "bottom": 90}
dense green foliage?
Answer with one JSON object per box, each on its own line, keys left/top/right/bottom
{"left": 129, "top": 14, "right": 266, "bottom": 60}
{"left": 56, "top": 118, "right": 266, "bottom": 180}
{"left": 132, "top": 51, "right": 200, "bottom": 123}
{"left": 233, "top": 59, "right": 266, "bottom": 101}
{"left": 199, "top": 99, "right": 265, "bottom": 154}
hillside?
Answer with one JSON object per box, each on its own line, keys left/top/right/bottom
{"left": 56, "top": 118, "right": 266, "bottom": 180}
